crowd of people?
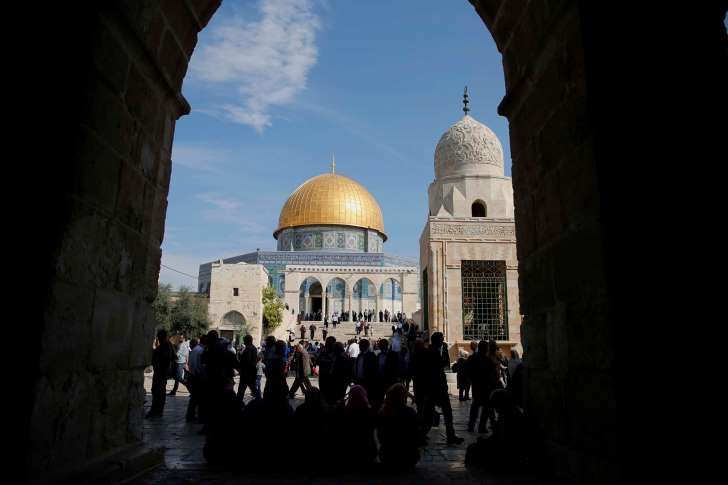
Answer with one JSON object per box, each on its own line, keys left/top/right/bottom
{"left": 299, "top": 309, "right": 407, "bottom": 324}
{"left": 147, "top": 323, "right": 532, "bottom": 472}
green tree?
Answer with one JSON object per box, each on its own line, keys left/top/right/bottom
{"left": 152, "top": 283, "right": 173, "bottom": 331}
{"left": 262, "top": 286, "right": 284, "bottom": 332}
{"left": 169, "top": 286, "right": 211, "bottom": 337}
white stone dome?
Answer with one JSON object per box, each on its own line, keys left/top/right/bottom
{"left": 434, "top": 114, "right": 504, "bottom": 179}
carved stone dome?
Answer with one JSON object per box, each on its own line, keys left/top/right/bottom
{"left": 434, "top": 115, "right": 504, "bottom": 179}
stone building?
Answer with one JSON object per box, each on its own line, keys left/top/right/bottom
{"left": 420, "top": 92, "right": 521, "bottom": 358}
{"left": 206, "top": 261, "right": 269, "bottom": 344}
{"left": 198, "top": 163, "right": 419, "bottom": 342}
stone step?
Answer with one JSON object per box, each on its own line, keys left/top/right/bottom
{"left": 60, "top": 443, "right": 164, "bottom": 484}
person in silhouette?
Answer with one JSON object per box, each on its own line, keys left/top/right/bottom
{"left": 293, "top": 387, "right": 329, "bottom": 453}
{"left": 377, "top": 383, "right": 420, "bottom": 469}
{"left": 169, "top": 334, "right": 189, "bottom": 396}
{"left": 309, "top": 322, "right": 317, "bottom": 340}
{"left": 236, "top": 334, "right": 259, "bottom": 402}
{"left": 288, "top": 343, "right": 312, "bottom": 399}
{"left": 147, "top": 328, "right": 176, "bottom": 418}
{"left": 331, "top": 385, "right": 376, "bottom": 469}
{"left": 353, "top": 339, "right": 378, "bottom": 401}
{"left": 186, "top": 336, "right": 205, "bottom": 421}
{"left": 467, "top": 340, "right": 497, "bottom": 433}
{"left": 453, "top": 349, "right": 471, "bottom": 401}
{"left": 418, "top": 332, "right": 464, "bottom": 444}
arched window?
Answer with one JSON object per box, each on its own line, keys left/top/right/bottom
{"left": 472, "top": 200, "right": 487, "bottom": 217}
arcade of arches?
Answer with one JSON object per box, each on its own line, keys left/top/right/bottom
{"left": 298, "top": 275, "right": 406, "bottom": 321}
{"left": 27, "top": 0, "right": 727, "bottom": 483}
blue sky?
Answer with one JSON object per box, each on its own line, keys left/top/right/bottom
{"left": 160, "top": 0, "right": 510, "bottom": 289}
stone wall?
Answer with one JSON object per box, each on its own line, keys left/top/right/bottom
{"left": 29, "top": 0, "right": 223, "bottom": 479}
{"left": 208, "top": 262, "right": 268, "bottom": 345}
{"left": 420, "top": 217, "right": 520, "bottom": 349}
{"left": 429, "top": 175, "right": 515, "bottom": 218}
{"left": 469, "top": 0, "right": 615, "bottom": 482}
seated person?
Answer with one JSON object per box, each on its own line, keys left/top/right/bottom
{"left": 377, "top": 383, "right": 420, "bottom": 470}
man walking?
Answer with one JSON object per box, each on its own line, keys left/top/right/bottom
{"left": 186, "top": 335, "right": 205, "bottom": 421}
{"left": 288, "top": 344, "right": 312, "bottom": 399}
{"left": 309, "top": 322, "right": 317, "bottom": 340}
{"left": 169, "top": 335, "right": 189, "bottom": 396}
{"left": 236, "top": 335, "right": 259, "bottom": 401}
{"left": 147, "top": 329, "right": 176, "bottom": 418}
{"left": 418, "top": 332, "right": 464, "bottom": 444}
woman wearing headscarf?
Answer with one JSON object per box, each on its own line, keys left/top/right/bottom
{"left": 294, "top": 387, "right": 329, "bottom": 452}
{"left": 331, "top": 384, "right": 376, "bottom": 469}
{"left": 263, "top": 339, "right": 289, "bottom": 398}
{"left": 328, "top": 342, "right": 353, "bottom": 405}
{"left": 377, "top": 383, "right": 420, "bottom": 470}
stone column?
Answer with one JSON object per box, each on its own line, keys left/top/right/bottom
{"left": 375, "top": 294, "right": 380, "bottom": 321}
{"left": 347, "top": 290, "right": 352, "bottom": 316}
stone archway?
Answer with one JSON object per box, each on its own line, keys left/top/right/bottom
{"left": 352, "top": 277, "right": 376, "bottom": 314}
{"left": 27, "top": 1, "right": 605, "bottom": 480}
{"left": 299, "top": 277, "right": 323, "bottom": 320}
{"left": 325, "top": 277, "right": 346, "bottom": 316}
{"left": 30, "top": 0, "right": 727, "bottom": 481}
{"left": 379, "top": 278, "right": 403, "bottom": 315}
{"left": 27, "top": 2, "right": 609, "bottom": 479}
{"left": 220, "top": 310, "right": 245, "bottom": 342}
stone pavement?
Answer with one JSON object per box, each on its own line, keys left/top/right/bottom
{"left": 133, "top": 371, "right": 537, "bottom": 484}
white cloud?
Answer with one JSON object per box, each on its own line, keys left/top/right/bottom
{"left": 172, "top": 145, "right": 227, "bottom": 173}
{"left": 190, "top": 0, "right": 321, "bottom": 132}
{"left": 196, "top": 192, "right": 241, "bottom": 211}
{"left": 195, "top": 192, "right": 274, "bottom": 235}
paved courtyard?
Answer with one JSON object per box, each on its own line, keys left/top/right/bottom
{"left": 133, "top": 371, "right": 536, "bottom": 484}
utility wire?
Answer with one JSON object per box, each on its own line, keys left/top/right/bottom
{"left": 160, "top": 264, "right": 198, "bottom": 280}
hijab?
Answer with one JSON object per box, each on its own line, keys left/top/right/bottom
{"left": 345, "top": 384, "right": 370, "bottom": 411}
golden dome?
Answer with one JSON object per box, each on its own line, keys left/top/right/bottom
{"left": 274, "top": 173, "right": 386, "bottom": 240}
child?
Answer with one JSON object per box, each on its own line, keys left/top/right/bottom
{"left": 452, "top": 349, "right": 470, "bottom": 401}
{"left": 255, "top": 355, "right": 265, "bottom": 399}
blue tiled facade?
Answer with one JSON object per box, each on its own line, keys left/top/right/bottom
{"left": 198, "top": 250, "right": 417, "bottom": 296}
{"left": 276, "top": 225, "right": 384, "bottom": 253}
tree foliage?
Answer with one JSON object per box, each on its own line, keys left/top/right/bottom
{"left": 153, "top": 284, "right": 210, "bottom": 337}
{"left": 152, "top": 283, "right": 173, "bottom": 331}
{"left": 262, "top": 286, "right": 284, "bottom": 332}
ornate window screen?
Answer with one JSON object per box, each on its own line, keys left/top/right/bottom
{"left": 461, "top": 260, "right": 508, "bottom": 341}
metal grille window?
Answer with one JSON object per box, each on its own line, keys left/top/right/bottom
{"left": 461, "top": 260, "right": 508, "bottom": 341}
